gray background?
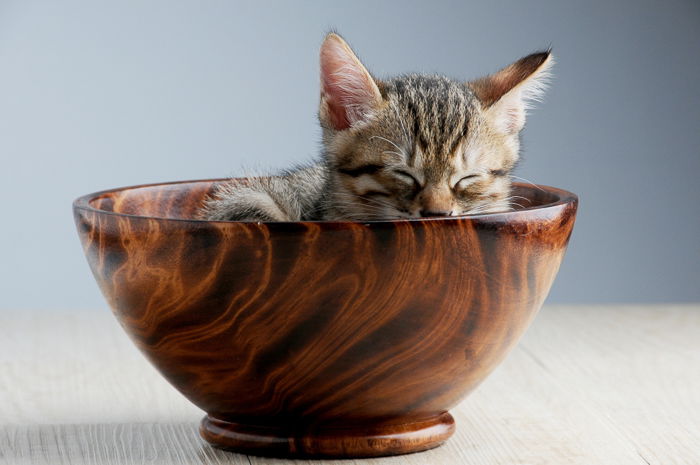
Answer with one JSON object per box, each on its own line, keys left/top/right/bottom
{"left": 1, "top": 0, "right": 698, "bottom": 309}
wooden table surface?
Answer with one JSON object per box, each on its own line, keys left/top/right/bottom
{"left": 1, "top": 305, "right": 698, "bottom": 465}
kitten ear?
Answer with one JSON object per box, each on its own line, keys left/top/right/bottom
{"left": 470, "top": 51, "right": 553, "bottom": 134}
{"left": 319, "top": 33, "right": 383, "bottom": 131}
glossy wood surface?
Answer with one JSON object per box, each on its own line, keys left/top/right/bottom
{"left": 73, "top": 179, "right": 577, "bottom": 458}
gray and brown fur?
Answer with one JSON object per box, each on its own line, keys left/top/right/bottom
{"left": 201, "top": 33, "right": 553, "bottom": 222}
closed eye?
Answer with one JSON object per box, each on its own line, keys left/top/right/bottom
{"left": 454, "top": 174, "right": 480, "bottom": 189}
{"left": 394, "top": 170, "right": 421, "bottom": 188}
{"left": 338, "top": 164, "right": 384, "bottom": 177}
{"left": 364, "top": 190, "right": 390, "bottom": 197}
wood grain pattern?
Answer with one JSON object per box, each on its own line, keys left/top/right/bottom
{"left": 2, "top": 306, "right": 699, "bottom": 464}
{"left": 72, "top": 179, "right": 577, "bottom": 458}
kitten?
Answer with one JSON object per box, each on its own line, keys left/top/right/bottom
{"left": 200, "top": 33, "right": 552, "bottom": 222}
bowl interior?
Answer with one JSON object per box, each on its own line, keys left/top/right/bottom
{"left": 85, "top": 179, "right": 567, "bottom": 221}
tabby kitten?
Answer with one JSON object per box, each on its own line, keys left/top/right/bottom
{"left": 200, "top": 33, "right": 552, "bottom": 221}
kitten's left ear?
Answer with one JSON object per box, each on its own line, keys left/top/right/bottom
{"left": 470, "top": 50, "right": 553, "bottom": 134}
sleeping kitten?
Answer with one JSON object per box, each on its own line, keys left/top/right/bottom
{"left": 200, "top": 33, "right": 552, "bottom": 221}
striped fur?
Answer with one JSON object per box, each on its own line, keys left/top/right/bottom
{"left": 201, "top": 33, "right": 552, "bottom": 221}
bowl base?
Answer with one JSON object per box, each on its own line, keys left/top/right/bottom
{"left": 199, "top": 412, "right": 455, "bottom": 458}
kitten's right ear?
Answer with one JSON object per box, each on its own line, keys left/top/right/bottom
{"left": 319, "top": 33, "right": 383, "bottom": 131}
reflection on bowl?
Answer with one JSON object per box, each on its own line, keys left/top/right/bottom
{"left": 73, "top": 179, "right": 577, "bottom": 458}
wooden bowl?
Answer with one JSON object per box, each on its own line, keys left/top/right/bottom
{"left": 73, "top": 179, "right": 577, "bottom": 458}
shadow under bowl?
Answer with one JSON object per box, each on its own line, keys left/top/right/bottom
{"left": 73, "top": 179, "right": 577, "bottom": 458}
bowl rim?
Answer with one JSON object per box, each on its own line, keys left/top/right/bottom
{"left": 73, "top": 178, "right": 578, "bottom": 225}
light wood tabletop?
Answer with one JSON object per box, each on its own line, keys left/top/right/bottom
{"left": 1, "top": 305, "right": 698, "bottom": 465}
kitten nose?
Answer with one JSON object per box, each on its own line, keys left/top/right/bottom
{"left": 420, "top": 210, "right": 452, "bottom": 218}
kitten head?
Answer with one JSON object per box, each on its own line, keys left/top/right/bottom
{"left": 318, "top": 33, "right": 553, "bottom": 220}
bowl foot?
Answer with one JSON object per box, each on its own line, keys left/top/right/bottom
{"left": 199, "top": 412, "right": 455, "bottom": 458}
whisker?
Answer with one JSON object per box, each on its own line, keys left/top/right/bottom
{"left": 463, "top": 201, "right": 512, "bottom": 215}
{"left": 333, "top": 201, "right": 394, "bottom": 215}
{"left": 325, "top": 200, "right": 388, "bottom": 213}
{"left": 506, "top": 195, "right": 532, "bottom": 204}
{"left": 330, "top": 190, "right": 407, "bottom": 219}
{"left": 509, "top": 175, "right": 545, "bottom": 192}
{"left": 369, "top": 136, "right": 407, "bottom": 159}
